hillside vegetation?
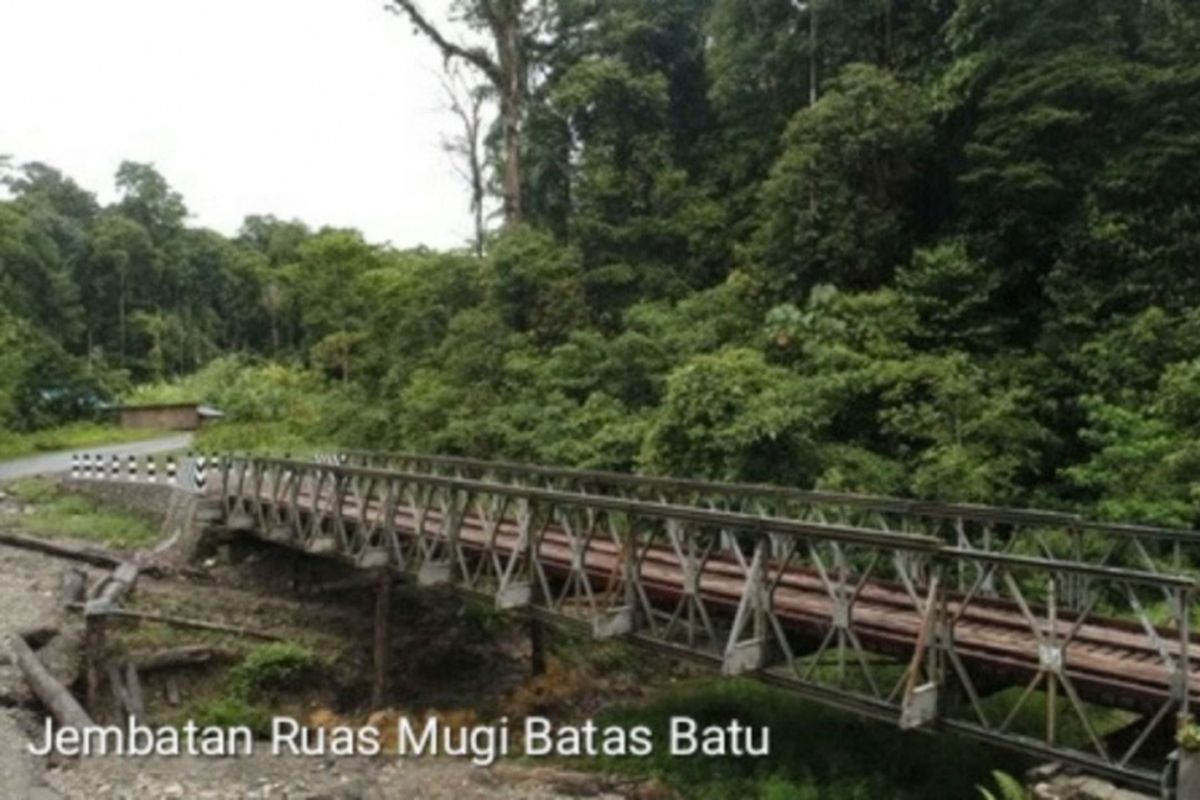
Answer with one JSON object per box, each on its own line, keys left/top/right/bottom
{"left": 3, "top": 1, "right": 1200, "bottom": 527}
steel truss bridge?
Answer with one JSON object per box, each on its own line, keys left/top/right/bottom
{"left": 75, "top": 449, "right": 1200, "bottom": 795}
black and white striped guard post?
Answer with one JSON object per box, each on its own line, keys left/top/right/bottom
{"left": 194, "top": 454, "right": 208, "bottom": 491}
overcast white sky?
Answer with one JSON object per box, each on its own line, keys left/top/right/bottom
{"left": 0, "top": 0, "right": 479, "bottom": 249}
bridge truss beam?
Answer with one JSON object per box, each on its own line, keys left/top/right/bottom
{"left": 210, "top": 455, "right": 1200, "bottom": 796}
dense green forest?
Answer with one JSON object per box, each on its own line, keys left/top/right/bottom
{"left": 3, "top": 0, "right": 1200, "bottom": 526}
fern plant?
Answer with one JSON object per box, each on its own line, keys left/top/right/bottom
{"left": 1178, "top": 716, "right": 1200, "bottom": 752}
{"left": 978, "top": 770, "right": 1028, "bottom": 800}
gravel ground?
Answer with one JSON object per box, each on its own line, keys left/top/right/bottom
{"left": 42, "top": 754, "right": 623, "bottom": 799}
{"left": 0, "top": 537, "right": 78, "bottom": 799}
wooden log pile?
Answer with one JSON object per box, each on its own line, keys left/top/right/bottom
{"left": 5, "top": 531, "right": 288, "bottom": 733}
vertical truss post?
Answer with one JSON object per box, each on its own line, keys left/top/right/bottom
{"left": 496, "top": 496, "right": 533, "bottom": 607}
{"left": 1176, "top": 584, "right": 1194, "bottom": 800}
{"left": 588, "top": 512, "right": 635, "bottom": 640}
{"left": 723, "top": 536, "right": 769, "bottom": 675}
{"left": 1046, "top": 576, "right": 1059, "bottom": 748}
{"left": 1180, "top": 585, "right": 1191, "bottom": 720}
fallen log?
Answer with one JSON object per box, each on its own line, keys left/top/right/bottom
{"left": 69, "top": 605, "right": 282, "bottom": 641}
{"left": 302, "top": 574, "right": 381, "bottom": 595}
{"left": 0, "top": 532, "right": 166, "bottom": 578}
{"left": 33, "top": 626, "right": 84, "bottom": 689}
{"left": 90, "top": 562, "right": 139, "bottom": 607}
{"left": 0, "top": 531, "right": 122, "bottom": 569}
{"left": 130, "top": 645, "right": 233, "bottom": 672}
{"left": 32, "top": 568, "right": 88, "bottom": 689}
{"left": 7, "top": 634, "right": 92, "bottom": 729}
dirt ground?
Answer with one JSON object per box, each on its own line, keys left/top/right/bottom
{"left": 0, "top": 484, "right": 648, "bottom": 800}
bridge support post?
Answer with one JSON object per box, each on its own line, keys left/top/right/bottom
{"left": 371, "top": 569, "right": 391, "bottom": 708}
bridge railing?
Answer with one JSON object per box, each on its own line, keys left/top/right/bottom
{"left": 333, "top": 450, "right": 1200, "bottom": 609}
{"left": 935, "top": 547, "right": 1193, "bottom": 787}
{"left": 223, "top": 455, "right": 1197, "bottom": 794}
{"left": 70, "top": 451, "right": 222, "bottom": 493}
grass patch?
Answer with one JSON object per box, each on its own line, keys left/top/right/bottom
{"left": 173, "top": 642, "right": 320, "bottom": 739}
{"left": 2, "top": 476, "right": 160, "bottom": 549}
{"left": 553, "top": 627, "right": 653, "bottom": 677}
{"left": 180, "top": 696, "right": 273, "bottom": 737}
{"left": 586, "top": 678, "right": 1027, "bottom": 800}
{"left": 0, "top": 422, "right": 164, "bottom": 461}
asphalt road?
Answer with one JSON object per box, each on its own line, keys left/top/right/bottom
{"left": 0, "top": 433, "right": 193, "bottom": 482}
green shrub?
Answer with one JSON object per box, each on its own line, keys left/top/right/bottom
{"left": 592, "top": 678, "right": 1025, "bottom": 799}
{"left": 1179, "top": 716, "right": 1200, "bottom": 752}
{"left": 227, "top": 642, "right": 318, "bottom": 701}
{"left": 979, "top": 771, "right": 1029, "bottom": 800}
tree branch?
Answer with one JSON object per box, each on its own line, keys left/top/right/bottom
{"left": 386, "top": 0, "right": 501, "bottom": 84}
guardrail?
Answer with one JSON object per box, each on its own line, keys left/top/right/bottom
{"left": 71, "top": 451, "right": 223, "bottom": 492}
{"left": 335, "top": 451, "right": 1200, "bottom": 613}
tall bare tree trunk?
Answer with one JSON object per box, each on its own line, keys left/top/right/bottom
{"left": 494, "top": 5, "right": 527, "bottom": 224}
{"left": 809, "top": 1, "right": 819, "bottom": 106}
{"left": 387, "top": 0, "right": 529, "bottom": 227}
{"left": 440, "top": 69, "right": 488, "bottom": 257}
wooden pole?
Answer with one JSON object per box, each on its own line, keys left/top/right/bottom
{"left": 371, "top": 569, "right": 391, "bottom": 708}
{"left": 130, "top": 645, "right": 232, "bottom": 672}
{"left": 529, "top": 614, "right": 546, "bottom": 677}
{"left": 84, "top": 613, "right": 107, "bottom": 713}
{"left": 68, "top": 605, "right": 283, "bottom": 641}
{"left": 124, "top": 660, "right": 145, "bottom": 720}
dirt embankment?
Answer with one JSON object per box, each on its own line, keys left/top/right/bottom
{"left": 0, "top": 481, "right": 671, "bottom": 800}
